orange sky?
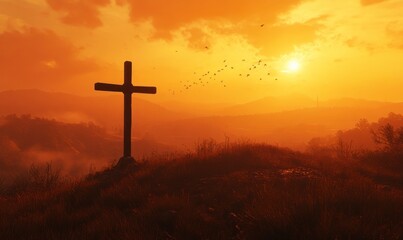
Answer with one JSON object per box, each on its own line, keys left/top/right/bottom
{"left": 0, "top": 0, "right": 402, "bottom": 104}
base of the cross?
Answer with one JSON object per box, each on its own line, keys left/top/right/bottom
{"left": 116, "top": 156, "right": 137, "bottom": 169}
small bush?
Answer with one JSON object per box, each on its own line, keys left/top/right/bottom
{"left": 8, "top": 162, "right": 62, "bottom": 194}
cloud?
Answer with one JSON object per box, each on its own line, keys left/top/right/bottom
{"left": 178, "top": 19, "right": 318, "bottom": 55}
{"left": 43, "top": 0, "right": 318, "bottom": 56}
{"left": 344, "top": 37, "right": 377, "bottom": 52}
{"left": 182, "top": 27, "right": 213, "bottom": 51}
{"left": 386, "top": 21, "right": 403, "bottom": 49}
{"left": 238, "top": 23, "right": 318, "bottom": 56}
{"left": 120, "top": 0, "right": 304, "bottom": 38}
{"left": 45, "top": 0, "right": 308, "bottom": 37}
{"left": 360, "top": 0, "right": 389, "bottom": 6}
{"left": 121, "top": 0, "right": 319, "bottom": 56}
{"left": 46, "top": 0, "right": 111, "bottom": 28}
{"left": 0, "top": 27, "right": 98, "bottom": 89}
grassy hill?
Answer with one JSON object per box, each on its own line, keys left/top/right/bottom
{"left": 0, "top": 143, "right": 402, "bottom": 239}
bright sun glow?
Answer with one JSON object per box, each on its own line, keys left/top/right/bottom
{"left": 284, "top": 59, "right": 301, "bottom": 73}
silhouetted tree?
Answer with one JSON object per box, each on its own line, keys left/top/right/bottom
{"left": 372, "top": 123, "right": 403, "bottom": 151}
{"left": 355, "top": 118, "right": 370, "bottom": 130}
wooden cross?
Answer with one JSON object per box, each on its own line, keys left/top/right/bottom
{"left": 94, "top": 61, "right": 157, "bottom": 162}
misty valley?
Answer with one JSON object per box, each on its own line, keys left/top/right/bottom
{"left": 0, "top": 90, "right": 402, "bottom": 239}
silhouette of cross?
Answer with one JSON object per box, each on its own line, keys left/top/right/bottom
{"left": 94, "top": 61, "right": 157, "bottom": 164}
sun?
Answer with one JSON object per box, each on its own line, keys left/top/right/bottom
{"left": 285, "top": 59, "right": 301, "bottom": 73}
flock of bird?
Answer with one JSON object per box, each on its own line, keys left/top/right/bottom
{"left": 165, "top": 23, "right": 283, "bottom": 95}
{"left": 168, "top": 58, "right": 279, "bottom": 95}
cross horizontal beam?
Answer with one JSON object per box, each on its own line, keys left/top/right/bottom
{"left": 95, "top": 83, "right": 157, "bottom": 94}
{"left": 95, "top": 83, "right": 122, "bottom": 92}
{"left": 132, "top": 86, "right": 157, "bottom": 94}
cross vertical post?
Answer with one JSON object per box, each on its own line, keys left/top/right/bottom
{"left": 94, "top": 61, "right": 157, "bottom": 166}
{"left": 123, "top": 61, "right": 132, "bottom": 157}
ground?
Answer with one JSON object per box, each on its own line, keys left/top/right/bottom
{"left": 0, "top": 143, "right": 402, "bottom": 239}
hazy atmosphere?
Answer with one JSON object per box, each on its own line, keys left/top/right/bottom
{"left": 0, "top": 1, "right": 402, "bottom": 239}
{"left": 1, "top": 0, "right": 403, "bottom": 103}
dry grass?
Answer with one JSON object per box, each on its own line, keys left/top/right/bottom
{"left": 0, "top": 142, "right": 402, "bottom": 239}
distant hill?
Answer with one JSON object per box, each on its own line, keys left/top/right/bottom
{"left": 2, "top": 89, "right": 403, "bottom": 151}
{"left": 219, "top": 94, "right": 403, "bottom": 116}
{"left": 150, "top": 107, "right": 403, "bottom": 150}
{"left": 0, "top": 115, "right": 175, "bottom": 181}
{"left": 219, "top": 93, "right": 317, "bottom": 115}
{"left": 322, "top": 97, "right": 394, "bottom": 108}
{"left": 0, "top": 89, "right": 187, "bottom": 136}
{"left": 150, "top": 95, "right": 402, "bottom": 149}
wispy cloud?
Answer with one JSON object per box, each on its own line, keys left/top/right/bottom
{"left": 0, "top": 27, "right": 98, "bottom": 89}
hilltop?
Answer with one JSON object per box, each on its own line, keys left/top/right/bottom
{"left": 0, "top": 142, "right": 402, "bottom": 239}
